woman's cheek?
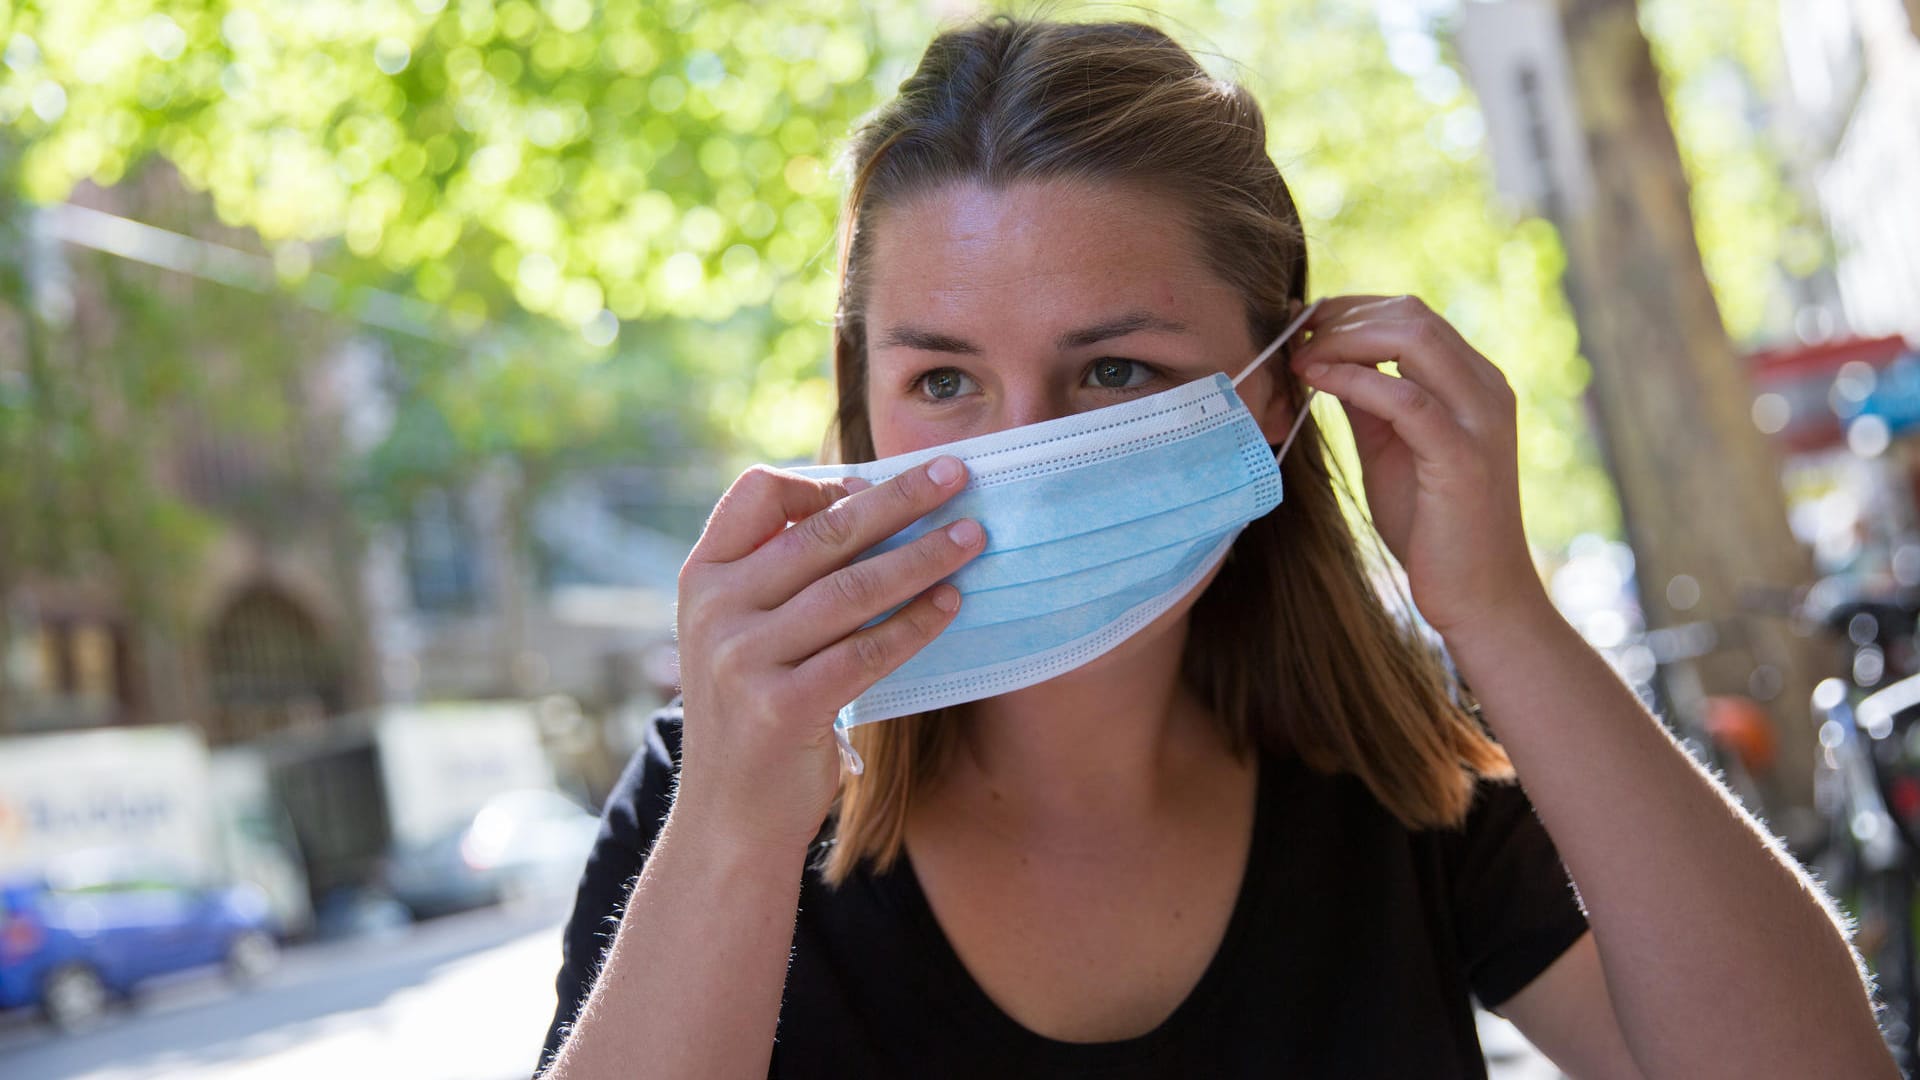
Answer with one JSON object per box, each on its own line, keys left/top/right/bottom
{"left": 869, "top": 408, "right": 967, "bottom": 459}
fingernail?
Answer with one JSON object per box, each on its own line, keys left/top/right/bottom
{"left": 931, "top": 585, "right": 960, "bottom": 613}
{"left": 927, "top": 456, "right": 964, "bottom": 487}
{"left": 1303, "top": 363, "right": 1329, "bottom": 380}
{"left": 842, "top": 477, "right": 871, "bottom": 494}
{"left": 947, "top": 518, "right": 982, "bottom": 547}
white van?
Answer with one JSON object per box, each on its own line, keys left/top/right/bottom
{"left": 0, "top": 725, "right": 313, "bottom": 939}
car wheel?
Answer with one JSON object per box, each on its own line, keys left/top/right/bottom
{"left": 226, "top": 929, "right": 280, "bottom": 985}
{"left": 42, "top": 962, "right": 109, "bottom": 1033}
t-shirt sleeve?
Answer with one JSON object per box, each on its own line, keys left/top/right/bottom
{"left": 1443, "top": 775, "right": 1590, "bottom": 1012}
{"left": 534, "top": 708, "right": 683, "bottom": 1077}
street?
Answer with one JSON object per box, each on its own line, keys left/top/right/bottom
{"left": 0, "top": 901, "right": 568, "bottom": 1080}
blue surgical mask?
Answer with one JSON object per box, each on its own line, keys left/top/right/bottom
{"left": 795, "top": 302, "right": 1320, "bottom": 769}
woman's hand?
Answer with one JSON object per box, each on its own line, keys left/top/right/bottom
{"left": 671, "top": 457, "right": 986, "bottom": 855}
{"left": 1290, "top": 295, "right": 1546, "bottom": 639}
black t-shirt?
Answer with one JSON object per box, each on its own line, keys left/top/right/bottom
{"left": 537, "top": 709, "right": 1588, "bottom": 1078}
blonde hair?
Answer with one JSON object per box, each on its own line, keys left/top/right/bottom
{"left": 821, "top": 15, "right": 1511, "bottom": 884}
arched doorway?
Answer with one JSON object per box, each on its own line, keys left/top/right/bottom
{"left": 204, "top": 585, "right": 343, "bottom": 745}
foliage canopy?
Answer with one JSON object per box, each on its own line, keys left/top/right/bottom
{"left": 0, "top": 0, "right": 1811, "bottom": 587}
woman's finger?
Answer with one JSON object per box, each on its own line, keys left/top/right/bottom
{"left": 744, "top": 455, "right": 970, "bottom": 608}
{"left": 1292, "top": 316, "right": 1493, "bottom": 425}
{"left": 1304, "top": 294, "right": 1404, "bottom": 329}
{"left": 689, "top": 466, "right": 854, "bottom": 567}
{"left": 766, "top": 516, "right": 986, "bottom": 661}
{"left": 1308, "top": 295, "right": 1511, "bottom": 392}
{"left": 1300, "top": 361, "right": 1474, "bottom": 460}
{"left": 790, "top": 585, "right": 963, "bottom": 705}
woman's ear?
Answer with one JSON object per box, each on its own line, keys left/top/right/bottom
{"left": 1252, "top": 366, "right": 1304, "bottom": 447}
{"left": 1244, "top": 298, "right": 1315, "bottom": 445}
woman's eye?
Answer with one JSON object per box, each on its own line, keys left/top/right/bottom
{"left": 917, "top": 368, "right": 977, "bottom": 400}
{"left": 1086, "top": 358, "right": 1153, "bottom": 390}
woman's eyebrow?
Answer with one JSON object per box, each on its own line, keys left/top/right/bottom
{"left": 875, "top": 326, "right": 981, "bottom": 355}
{"left": 1057, "top": 311, "right": 1190, "bottom": 349}
{"left": 875, "top": 310, "right": 1191, "bottom": 355}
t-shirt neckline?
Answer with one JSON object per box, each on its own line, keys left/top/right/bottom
{"left": 891, "top": 751, "right": 1283, "bottom": 1064}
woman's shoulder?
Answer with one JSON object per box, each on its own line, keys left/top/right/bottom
{"left": 1256, "top": 737, "right": 1539, "bottom": 834}
{"left": 1254, "top": 748, "right": 1564, "bottom": 881}
{"left": 1442, "top": 772, "right": 1550, "bottom": 845}
{"left": 1252, "top": 750, "right": 1586, "bottom": 1006}
{"left": 598, "top": 704, "right": 685, "bottom": 857}
{"left": 634, "top": 702, "right": 685, "bottom": 772}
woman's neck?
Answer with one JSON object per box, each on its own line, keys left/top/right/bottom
{"left": 951, "top": 615, "right": 1229, "bottom": 828}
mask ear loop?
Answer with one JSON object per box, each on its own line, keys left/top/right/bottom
{"left": 835, "top": 721, "right": 865, "bottom": 775}
{"left": 1231, "top": 299, "right": 1322, "bottom": 465}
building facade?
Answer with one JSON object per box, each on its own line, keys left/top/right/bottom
{"left": 1778, "top": 0, "right": 1920, "bottom": 342}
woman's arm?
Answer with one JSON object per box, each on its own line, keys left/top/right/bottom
{"left": 1292, "top": 295, "right": 1892, "bottom": 1077}
{"left": 1449, "top": 596, "right": 1890, "bottom": 1078}
{"left": 542, "top": 807, "right": 811, "bottom": 1077}
{"left": 542, "top": 458, "right": 983, "bottom": 1078}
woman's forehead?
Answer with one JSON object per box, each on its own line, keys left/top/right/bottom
{"left": 863, "top": 178, "right": 1240, "bottom": 341}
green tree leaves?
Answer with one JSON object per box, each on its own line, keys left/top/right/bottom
{"left": 3, "top": 0, "right": 1802, "bottom": 560}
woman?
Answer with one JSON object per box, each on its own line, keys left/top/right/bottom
{"left": 538, "top": 16, "right": 1891, "bottom": 1078}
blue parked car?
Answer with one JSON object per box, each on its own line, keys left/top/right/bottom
{"left": 0, "top": 851, "right": 280, "bottom": 1032}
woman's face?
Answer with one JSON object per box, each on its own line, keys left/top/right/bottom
{"left": 862, "top": 178, "right": 1292, "bottom": 457}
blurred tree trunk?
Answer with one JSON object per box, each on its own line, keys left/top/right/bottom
{"left": 1553, "top": 0, "right": 1830, "bottom": 842}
